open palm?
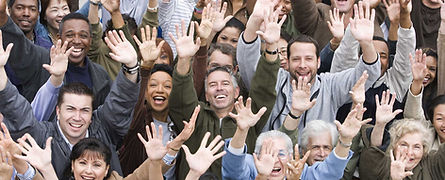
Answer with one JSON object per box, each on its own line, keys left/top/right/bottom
{"left": 15, "top": 134, "right": 52, "bottom": 171}
{"left": 138, "top": 123, "right": 168, "bottom": 161}
{"left": 169, "top": 20, "right": 201, "bottom": 58}
{"left": 375, "top": 90, "right": 402, "bottom": 126}
{"left": 45, "top": 40, "right": 71, "bottom": 76}
{"left": 134, "top": 25, "right": 164, "bottom": 66}
{"left": 0, "top": 30, "right": 13, "bottom": 67}
{"left": 105, "top": 30, "right": 138, "bottom": 66}
{"left": 291, "top": 77, "right": 316, "bottom": 116}
{"left": 229, "top": 97, "right": 267, "bottom": 131}
{"left": 254, "top": 139, "right": 276, "bottom": 176}
{"left": 350, "top": 1, "right": 375, "bottom": 42}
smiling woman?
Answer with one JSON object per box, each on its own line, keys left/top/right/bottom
{"left": 35, "top": 0, "right": 73, "bottom": 49}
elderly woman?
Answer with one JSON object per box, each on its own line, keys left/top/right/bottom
{"left": 359, "top": 119, "right": 444, "bottom": 180}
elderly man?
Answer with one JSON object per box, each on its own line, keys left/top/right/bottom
{"left": 0, "top": 23, "right": 139, "bottom": 179}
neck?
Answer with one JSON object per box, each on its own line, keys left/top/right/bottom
{"left": 152, "top": 109, "right": 169, "bottom": 122}
{"left": 212, "top": 104, "right": 234, "bottom": 119}
{"left": 48, "top": 26, "right": 59, "bottom": 42}
{"left": 25, "top": 30, "right": 34, "bottom": 41}
{"left": 422, "top": 0, "right": 441, "bottom": 8}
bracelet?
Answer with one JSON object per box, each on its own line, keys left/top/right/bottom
{"left": 265, "top": 49, "right": 278, "bottom": 55}
{"left": 338, "top": 138, "right": 352, "bottom": 148}
{"left": 194, "top": 6, "right": 203, "bottom": 14}
{"left": 90, "top": 0, "right": 100, "bottom": 5}
{"left": 121, "top": 61, "right": 140, "bottom": 74}
{"left": 162, "top": 153, "right": 177, "bottom": 166}
{"left": 147, "top": 5, "right": 158, "bottom": 12}
{"left": 288, "top": 112, "right": 300, "bottom": 119}
{"left": 170, "top": 146, "right": 180, "bottom": 152}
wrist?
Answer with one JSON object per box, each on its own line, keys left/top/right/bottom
{"left": 339, "top": 136, "right": 353, "bottom": 144}
{"left": 290, "top": 109, "right": 303, "bottom": 117}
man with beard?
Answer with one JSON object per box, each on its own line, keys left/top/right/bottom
{"left": 0, "top": 0, "right": 112, "bottom": 110}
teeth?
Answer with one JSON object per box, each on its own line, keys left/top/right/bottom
{"left": 153, "top": 96, "right": 165, "bottom": 100}
{"left": 70, "top": 123, "right": 82, "bottom": 128}
{"left": 73, "top": 48, "right": 82, "bottom": 52}
{"left": 216, "top": 95, "right": 226, "bottom": 99}
{"left": 272, "top": 168, "right": 281, "bottom": 171}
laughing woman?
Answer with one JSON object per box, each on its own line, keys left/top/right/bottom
{"left": 118, "top": 26, "right": 190, "bottom": 179}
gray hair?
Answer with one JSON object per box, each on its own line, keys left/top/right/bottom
{"left": 388, "top": 119, "right": 434, "bottom": 156}
{"left": 204, "top": 66, "right": 238, "bottom": 92}
{"left": 299, "top": 120, "right": 338, "bottom": 152}
{"left": 254, "top": 130, "right": 293, "bottom": 155}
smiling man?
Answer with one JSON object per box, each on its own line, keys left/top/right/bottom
{"left": 7, "top": 0, "right": 38, "bottom": 41}
{"left": 0, "top": 9, "right": 111, "bottom": 109}
{"left": 0, "top": 17, "right": 140, "bottom": 179}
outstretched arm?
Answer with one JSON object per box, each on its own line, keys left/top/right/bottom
{"left": 104, "top": 30, "right": 139, "bottom": 82}
{"left": 349, "top": 1, "right": 377, "bottom": 64}
{"left": 371, "top": 90, "right": 402, "bottom": 147}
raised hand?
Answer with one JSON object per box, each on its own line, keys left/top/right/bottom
{"left": 399, "top": 0, "right": 412, "bottom": 14}
{"left": 0, "top": 123, "right": 20, "bottom": 157}
{"left": 390, "top": 149, "right": 413, "bottom": 180}
{"left": 101, "top": 0, "right": 120, "bottom": 13}
{"left": 285, "top": 144, "right": 310, "bottom": 180}
{"left": 0, "top": 146, "right": 12, "bottom": 180}
{"left": 229, "top": 96, "right": 267, "bottom": 131}
{"left": 349, "top": 71, "right": 368, "bottom": 105}
{"left": 253, "top": 139, "right": 277, "bottom": 177}
{"left": 138, "top": 122, "right": 168, "bottom": 161}
{"left": 327, "top": 8, "right": 345, "bottom": 43}
{"left": 256, "top": 6, "right": 287, "bottom": 44}
{"left": 410, "top": 49, "right": 427, "bottom": 83}
{"left": 290, "top": 76, "right": 317, "bottom": 117}
{"left": 0, "top": 30, "right": 13, "bottom": 67}
{"left": 15, "top": 134, "right": 53, "bottom": 171}
{"left": 44, "top": 40, "right": 72, "bottom": 77}
{"left": 105, "top": 30, "right": 138, "bottom": 67}
{"left": 168, "top": 105, "right": 200, "bottom": 149}
{"left": 134, "top": 26, "right": 165, "bottom": 67}
{"left": 335, "top": 104, "right": 371, "bottom": 142}
{"left": 383, "top": 0, "right": 400, "bottom": 24}
{"left": 250, "top": 0, "right": 280, "bottom": 20}
{"left": 195, "top": 3, "right": 215, "bottom": 42}
{"left": 169, "top": 20, "right": 201, "bottom": 59}
{"left": 183, "top": 132, "right": 226, "bottom": 178}
{"left": 210, "top": 0, "right": 231, "bottom": 33}
{"left": 375, "top": 90, "right": 403, "bottom": 126}
{"left": 349, "top": 0, "right": 375, "bottom": 42}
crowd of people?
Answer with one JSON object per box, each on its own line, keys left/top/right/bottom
{"left": 0, "top": 0, "right": 444, "bottom": 179}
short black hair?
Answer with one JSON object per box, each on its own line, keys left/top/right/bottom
{"left": 373, "top": 36, "right": 389, "bottom": 49}
{"left": 58, "top": 12, "right": 91, "bottom": 35}
{"left": 64, "top": 138, "right": 112, "bottom": 179}
{"left": 422, "top": 47, "right": 438, "bottom": 60}
{"left": 287, "top": 35, "right": 320, "bottom": 60}
{"left": 57, "top": 82, "right": 94, "bottom": 107}
{"left": 103, "top": 14, "right": 137, "bottom": 39}
{"left": 151, "top": 63, "right": 173, "bottom": 77}
{"left": 427, "top": 95, "right": 445, "bottom": 123}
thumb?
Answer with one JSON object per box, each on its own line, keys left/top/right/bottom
{"left": 181, "top": 145, "right": 191, "bottom": 157}
{"left": 404, "top": 171, "right": 414, "bottom": 177}
{"left": 42, "top": 64, "right": 53, "bottom": 73}
{"left": 334, "top": 120, "right": 342, "bottom": 130}
{"left": 223, "top": 15, "right": 233, "bottom": 23}
{"left": 45, "top": 137, "right": 52, "bottom": 150}
{"left": 256, "top": 107, "right": 267, "bottom": 118}
{"left": 256, "top": 31, "right": 266, "bottom": 39}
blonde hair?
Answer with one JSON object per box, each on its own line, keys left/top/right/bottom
{"left": 388, "top": 119, "right": 434, "bottom": 156}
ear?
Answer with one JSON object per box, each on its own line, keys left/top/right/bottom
{"left": 317, "top": 57, "right": 321, "bottom": 69}
{"left": 105, "top": 165, "right": 110, "bottom": 174}
{"left": 56, "top": 106, "right": 60, "bottom": 119}
{"left": 234, "top": 86, "right": 240, "bottom": 99}
{"left": 234, "top": 65, "right": 239, "bottom": 74}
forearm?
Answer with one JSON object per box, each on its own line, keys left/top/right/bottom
{"left": 88, "top": 3, "right": 100, "bottom": 24}
{"left": 410, "top": 79, "right": 423, "bottom": 96}
{"left": 111, "top": 11, "right": 125, "bottom": 29}
{"left": 49, "top": 74, "right": 64, "bottom": 87}
{"left": 230, "top": 128, "right": 249, "bottom": 149}
{"left": 399, "top": 12, "right": 411, "bottom": 29}
{"left": 39, "top": 166, "right": 58, "bottom": 180}
{"left": 185, "top": 170, "right": 202, "bottom": 180}
{"left": 283, "top": 114, "right": 301, "bottom": 131}
{"left": 370, "top": 124, "right": 385, "bottom": 147}
{"left": 176, "top": 57, "right": 192, "bottom": 75}
{"left": 441, "top": 20, "right": 445, "bottom": 34}
{"left": 149, "top": 160, "right": 163, "bottom": 180}
{"left": 243, "top": 17, "right": 263, "bottom": 43}
{"left": 334, "top": 137, "right": 352, "bottom": 158}
{"left": 388, "top": 22, "right": 398, "bottom": 41}
{"left": 359, "top": 41, "right": 377, "bottom": 64}
{"left": 12, "top": 158, "right": 29, "bottom": 174}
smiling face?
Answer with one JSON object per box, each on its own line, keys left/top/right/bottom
{"left": 205, "top": 70, "right": 239, "bottom": 111}
{"left": 45, "top": 0, "right": 70, "bottom": 31}
{"left": 216, "top": 27, "right": 241, "bottom": 48}
{"left": 260, "top": 137, "right": 291, "bottom": 180}
{"left": 305, "top": 131, "right": 333, "bottom": 165}
{"left": 433, "top": 104, "right": 445, "bottom": 143}
{"left": 60, "top": 18, "right": 91, "bottom": 66}
{"left": 57, "top": 93, "right": 93, "bottom": 145}
{"left": 393, "top": 132, "right": 424, "bottom": 171}
{"left": 72, "top": 151, "right": 110, "bottom": 180}
{"left": 331, "top": 0, "right": 355, "bottom": 13}
{"left": 424, "top": 56, "right": 437, "bottom": 86}
{"left": 373, "top": 40, "right": 389, "bottom": 76}
{"left": 288, "top": 42, "right": 320, "bottom": 84}
{"left": 9, "top": 0, "right": 39, "bottom": 34}
{"left": 145, "top": 71, "right": 172, "bottom": 113}
{"left": 277, "top": 0, "right": 292, "bottom": 19}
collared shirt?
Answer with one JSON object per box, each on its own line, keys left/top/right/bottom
{"left": 56, "top": 120, "right": 89, "bottom": 150}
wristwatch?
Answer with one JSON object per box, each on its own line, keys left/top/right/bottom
{"left": 121, "top": 62, "right": 140, "bottom": 74}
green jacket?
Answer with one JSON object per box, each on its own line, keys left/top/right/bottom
{"left": 169, "top": 53, "right": 279, "bottom": 179}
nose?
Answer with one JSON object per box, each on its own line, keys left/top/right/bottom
{"left": 73, "top": 111, "right": 81, "bottom": 120}
{"left": 84, "top": 164, "right": 93, "bottom": 174}
{"left": 23, "top": 8, "right": 31, "bottom": 17}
